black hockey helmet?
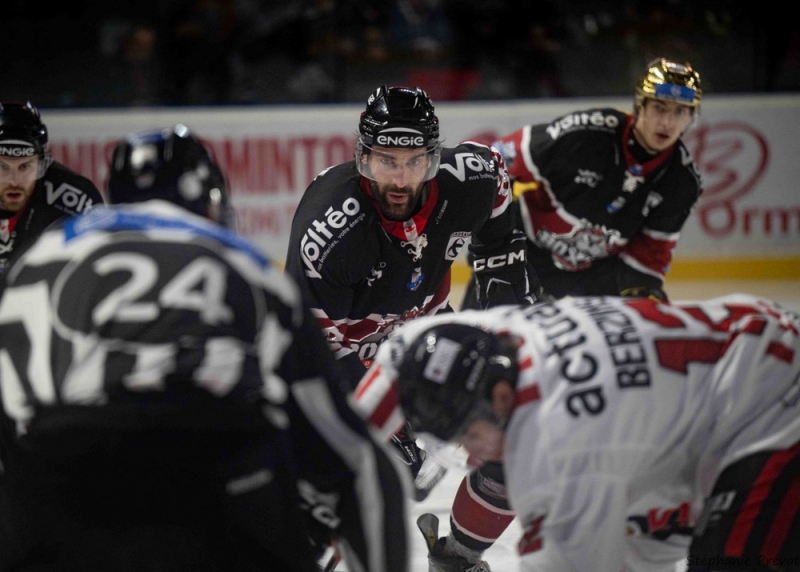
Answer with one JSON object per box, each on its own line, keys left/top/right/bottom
{"left": 356, "top": 85, "right": 441, "bottom": 182}
{"left": 396, "top": 323, "right": 518, "bottom": 442}
{"left": 0, "top": 101, "right": 52, "bottom": 178}
{"left": 108, "top": 124, "right": 236, "bottom": 228}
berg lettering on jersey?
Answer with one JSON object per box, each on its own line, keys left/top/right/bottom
{"left": 361, "top": 294, "right": 800, "bottom": 571}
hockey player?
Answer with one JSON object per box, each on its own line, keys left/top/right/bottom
{"left": 0, "top": 125, "right": 409, "bottom": 572}
{"left": 358, "top": 294, "right": 800, "bottom": 571}
{"left": 285, "top": 85, "right": 541, "bottom": 386}
{"left": 462, "top": 57, "right": 703, "bottom": 307}
{"left": 445, "top": 58, "right": 705, "bottom": 564}
{"left": 285, "top": 84, "right": 542, "bottom": 500}
{"left": 0, "top": 101, "right": 104, "bottom": 273}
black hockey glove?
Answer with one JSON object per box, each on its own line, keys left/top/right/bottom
{"left": 469, "top": 230, "right": 545, "bottom": 309}
{"left": 620, "top": 286, "right": 669, "bottom": 302}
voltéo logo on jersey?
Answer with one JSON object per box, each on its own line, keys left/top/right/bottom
{"left": 375, "top": 128, "right": 425, "bottom": 147}
{"left": 300, "top": 197, "right": 364, "bottom": 278}
{"left": 45, "top": 181, "right": 96, "bottom": 213}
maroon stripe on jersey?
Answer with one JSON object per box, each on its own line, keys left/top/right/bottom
{"left": 518, "top": 188, "right": 575, "bottom": 235}
{"left": 367, "top": 383, "right": 399, "bottom": 431}
{"left": 620, "top": 232, "right": 676, "bottom": 277}
{"left": 354, "top": 365, "right": 381, "bottom": 400}
{"left": 766, "top": 341, "right": 794, "bottom": 364}
{"left": 724, "top": 443, "right": 800, "bottom": 557}
{"left": 761, "top": 469, "right": 800, "bottom": 560}
{"left": 515, "top": 384, "right": 541, "bottom": 406}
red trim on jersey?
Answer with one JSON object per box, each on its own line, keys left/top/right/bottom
{"left": 515, "top": 384, "right": 541, "bottom": 407}
{"left": 724, "top": 442, "right": 800, "bottom": 557}
{"left": 622, "top": 115, "right": 676, "bottom": 177}
{"left": 518, "top": 184, "right": 575, "bottom": 235}
{"left": 354, "top": 365, "right": 381, "bottom": 400}
{"left": 766, "top": 341, "right": 794, "bottom": 364}
{"left": 620, "top": 232, "right": 676, "bottom": 277}
{"left": 498, "top": 129, "right": 535, "bottom": 183}
{"left": 451, "top": 478, "right": 515, "bottom": 542}
{"left": 761, "top": 470, "right": 800, "bottom": 560}
{"left": 367, "top": 383, "right": 399, "bottom": 431}
{"left": 519, "top": 355, "right": 533, "bottom": 371}
{"left": 5, "top": 210, "right": 23, "bottom": 234}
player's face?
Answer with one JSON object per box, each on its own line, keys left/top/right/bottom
{"left": 634, "top": 99, "right": 694, "bottom": 154}
{"left": 458, "top": 419, "right": 506, "bottom": 467}
{"left": 366, "top": 146, "right": 430, "bottom": 220}
{"left": 0, "top": 156, "right": 39, "bottom": 213}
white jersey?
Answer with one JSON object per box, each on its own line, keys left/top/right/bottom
{"left": 354, "top": 295, "right": 800, "bottom": 572}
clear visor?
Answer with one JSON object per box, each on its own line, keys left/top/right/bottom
{"left": 0, "top": 143, "right": 51, "bottom": 181}
{"left": 356, "top": 140, "right": 441, "bottom": 183}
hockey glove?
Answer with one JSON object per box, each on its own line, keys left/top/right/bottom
{"left": 469, "top": 229, "right": 545, "bottom": 309}
{"left": 417, "top": 514, "right": 492, "bottom": 572}
{"left": 390, "top": 422, "right": 448, "bottom": 501}
{"left": 620, "top": 286, "right": 669, "bottom": 302}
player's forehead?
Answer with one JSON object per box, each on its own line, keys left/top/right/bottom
{"left": 0, "top": 155, "right": 39, "bottom": 167}
{"left": 647, "top": 99, "right": 692, "bottom": 112}
{"left": 370, "top": 146, "right": 427, "bottom": 160}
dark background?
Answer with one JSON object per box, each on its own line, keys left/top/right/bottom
{"left": 1, "top": 0, "right": 798, "bottom": 108}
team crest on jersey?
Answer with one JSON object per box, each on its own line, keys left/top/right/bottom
{"left": 445, "top": 232, "right": 469, "bottom": 260}
{"left": 534, "top": 220, "right": 625, "bottom": 271}
{"left": 401, "top": 233, "right": 428, "bottom": 261}
{"left": 622, "top": 169, "right": 645, "bottom": 193}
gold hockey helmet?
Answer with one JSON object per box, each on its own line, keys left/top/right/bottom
{"left": 635, "top": 58, "right": 702, "bottom": 111}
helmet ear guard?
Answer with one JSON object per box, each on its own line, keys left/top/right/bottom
{"left": 0, "top": 100, "right": 53, "bottom": 178}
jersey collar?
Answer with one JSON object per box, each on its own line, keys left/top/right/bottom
{"left": 622, "top": 115, "right": 676, "bottom": 178}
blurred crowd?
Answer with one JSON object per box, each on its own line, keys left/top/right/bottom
{"left": 1, "top": 0, "right": 798, "bottom": 108}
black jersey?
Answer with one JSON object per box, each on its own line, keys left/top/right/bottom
{"left": 285, "top": 142, "right": 515, "bottom": 375}
{"left": 494, "top": 108, "right": 702, "bottom": 294}
{"left": 0, "top": 200, "right": 408, "bottom": 572}
{"left": 0, "top": 160, "right": 104, "bottom": 273}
